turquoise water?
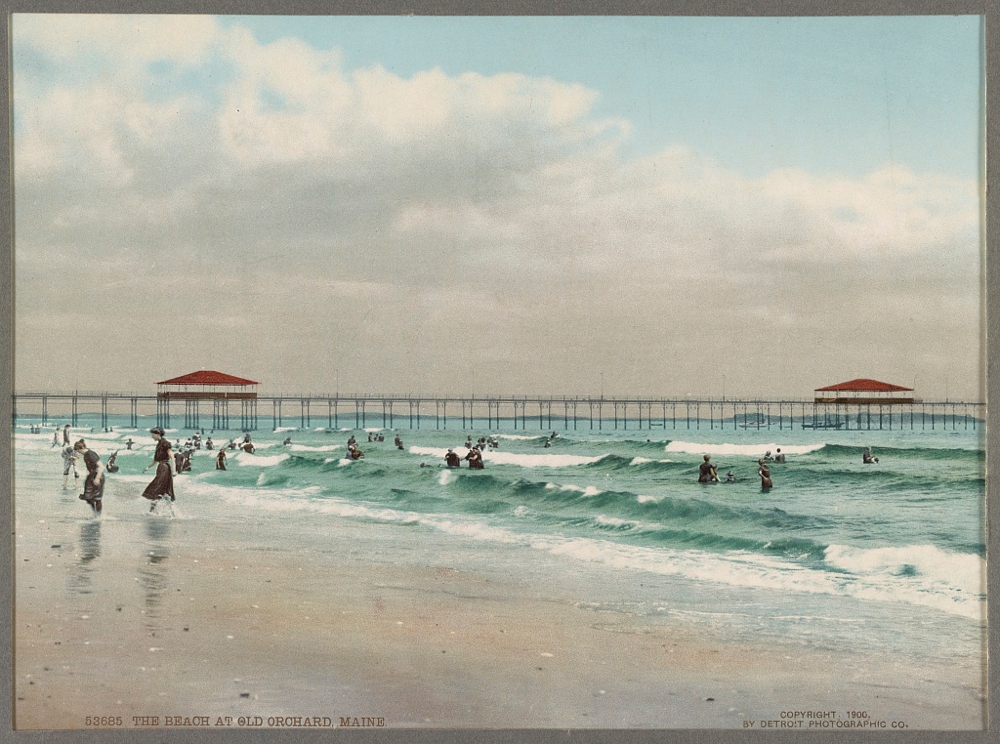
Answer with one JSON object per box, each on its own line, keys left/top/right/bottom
{"left": 15, "top": 416, "right": 986, "bottom": 683}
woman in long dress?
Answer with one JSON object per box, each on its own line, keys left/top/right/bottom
{"left": 75, "top": 440, "right": 105, "bottom": 515}
{"left": 142, "top": 427, "right": 175, "bottom": 510}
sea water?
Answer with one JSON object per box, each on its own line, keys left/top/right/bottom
{"left": 14, "top": 416, "right": 986, "bottom": 693}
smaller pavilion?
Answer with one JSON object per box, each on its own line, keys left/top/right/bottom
{"left": 814, "top": 379, "right": 914, "bottom": 405}
{"left": 156, "top": 371, "right": 259, "bottom": 400}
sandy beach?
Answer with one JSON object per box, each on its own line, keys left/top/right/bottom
{"left": 13, "top": 480, "right": 984, "bottom": 731}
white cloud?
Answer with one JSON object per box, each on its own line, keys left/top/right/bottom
{"left": 14, "top": 14, "right": 220, "bottom": 68}
{"left": 11, "top": 16, "right": 983, "bottom": 397}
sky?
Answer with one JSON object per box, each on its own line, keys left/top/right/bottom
{"left": 11, "top": 14, "right": 985, "bottom": 399}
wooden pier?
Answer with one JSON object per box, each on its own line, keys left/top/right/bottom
{"left": 11, "top": 392, "right": 985, "bottom": 433}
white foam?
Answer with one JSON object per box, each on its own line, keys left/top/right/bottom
{"left": 541, "top": 536, "right": 984, "bottom": 622}
{"left": 665, "top": 441, "right": 825, "bottom": 457}
{"left": 438, "top": 470, "right": 454, "bottom": 486}
{"left": 545, "top": 482, "right": 603, "bottom": 497}
{"left": 210, "top": 485, "right": 520, "bottom": 544}
{"left": 289, "top": 444, "right": 342, "bottom": 452}
{"left": 630, "top": 457, "right": 672, "bottom": 465}
{"left": 409, "top": 445, "right": 604, "bottom": 468}
{"left": 233, "top": 452, "right": 289, "bottom": 467}
{"left": 824, "top": 544, "right": 985, "bottom": 596}
{"left": 594, "top": 515, "right": 637, "bottom": 529}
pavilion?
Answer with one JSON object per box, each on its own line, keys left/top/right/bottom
{"left": 156, "top": 371, "right": 259, "bottom": 400}
{"left": 814, "top": 379, "right": 914, "bottom": 405}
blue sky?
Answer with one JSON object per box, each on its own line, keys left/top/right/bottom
{"left": 11, "top": 14, "right": 986, "bottom": 397}
{"left": 222, "top": 14, "right": 983, "bottom": 179}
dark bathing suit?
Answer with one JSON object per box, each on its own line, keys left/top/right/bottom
{"left": 81, "top": 449, "right": 105, "bottom": 512}
{"left": 698, "top": 462, "right": 717, "bottom": 483}
{"left": 142, "top": 439, "right": 175, "bottom": 501}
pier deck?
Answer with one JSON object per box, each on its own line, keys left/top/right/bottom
{"left": 12, "top": 393, "right": 985, "bottom": 433}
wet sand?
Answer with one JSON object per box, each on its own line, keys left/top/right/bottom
{"left": 14, "top": 489, "right": 985, "bottom": 731}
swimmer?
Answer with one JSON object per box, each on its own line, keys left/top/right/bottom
{"left": 395, "top": 434, "right": 404, "bottom": 450}
{"left": 445, "top": 449, "right": 461, "bottom": 468}
{"left": 774, "top": 448, "right": 786, "bottom": 463}
{"left": 106, "top": 450, "right": 120, "bottom": 473}
{"left": 698, "top": 454, "right": 719, "bottom": 483}
{"left": 464, "top": 447, "right": 485, "bottom": 470}
{"left": 758, "top": 459, "right": 773, "bottom": 489}
{"left": 725, "top": 471, "right": 736, "bottom": 483}
{"left": 216, "top": 449, "right": 227, "bottom": 470}
{"left": 862, "top": 447, "right": 879, "bottom": 464}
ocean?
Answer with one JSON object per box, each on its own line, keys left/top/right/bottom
{"left": 14, "top": 415, "right": 986, "bottom": 710}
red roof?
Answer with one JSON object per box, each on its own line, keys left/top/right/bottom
{"left": 815, "top": 378, "right": 913, "bottom": 393}
{"left": 157, "top": 371, "right": 259, "bottom": 386}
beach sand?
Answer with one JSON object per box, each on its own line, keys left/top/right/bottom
{"left": 13, "top": 487, "right": 985, "bottom": 731}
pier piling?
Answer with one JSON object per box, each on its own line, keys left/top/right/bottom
{"left": 12, "top": 393, "right": 983, "bottom": 434}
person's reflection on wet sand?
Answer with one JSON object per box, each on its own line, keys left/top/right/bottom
{"left": 139, "top": 518, "right": 172, "bottom": 632}
{"left": 68, "top": 520, "right": 101, "bottom": 595}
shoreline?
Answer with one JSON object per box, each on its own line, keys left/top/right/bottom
{"left": 13, "top": 492, "right": 985, "bottom": 731}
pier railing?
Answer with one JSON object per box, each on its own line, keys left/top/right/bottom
{"left": 11, "top": 392, "right": 985, "bottom": 433}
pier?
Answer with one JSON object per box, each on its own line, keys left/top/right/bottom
{"left": 12, "top": 393, "right": 985, "bottom": 433}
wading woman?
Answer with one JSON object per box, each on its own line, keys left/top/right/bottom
{"left": 142, "top": 427, "right": 176, "bottom": 511}
{"left": 74, "top": 439, "right": 105, "bottom": 515}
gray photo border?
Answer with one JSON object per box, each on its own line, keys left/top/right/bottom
{"left": 1, "top": 1, "right": 996, "bottom": 743}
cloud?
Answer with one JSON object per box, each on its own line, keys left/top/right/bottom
{"left": 13, "top": 14, "right": 220, "bottom": 68}
{"left": 11, "top": 17, "right": 982, "bottom": 397}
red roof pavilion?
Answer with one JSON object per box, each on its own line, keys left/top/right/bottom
{"left": 814, "top": 379, "right": 914, "bottom": 405}
{"left": 157, "top": 371, "right": 259, "bottom": 400}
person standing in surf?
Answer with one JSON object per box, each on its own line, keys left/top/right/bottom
{"left": 74, "top": 440, "right": 105, "bottom": 515}
{"left": 698, "top": 454, "right": 719, "bottom": 483}
{"left": 216, "top": 448, "right": 227, "bottom": 470}
{"left": 758, "top": 459, "right": 773, "bottom": 490}
{"left": 464, "top": 447, "right": 485, "bottom": 469}
{"left": 61, "top": 443, "right": 79, "bottom": 488}
{"left": 142, "top": 427, "right": 175, "bottom": 511}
